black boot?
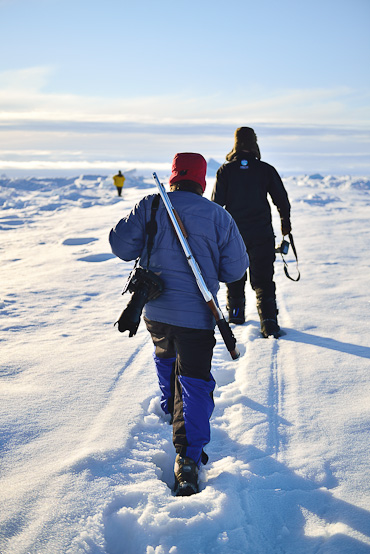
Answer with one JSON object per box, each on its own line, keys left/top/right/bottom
{"left": 227, "top": 296, "right": 245, "bottom": 324}
{"left": 174, "top": 455, "right": 199, "bottom": 496}
{"left": 257, "top": 297, "right": 280, "bottom": 338}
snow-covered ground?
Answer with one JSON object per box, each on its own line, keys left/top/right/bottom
{"left": 1, "top": 170, "right": 370, "bottom": 554}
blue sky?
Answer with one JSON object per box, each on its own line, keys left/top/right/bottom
{"left": 0, "top": 0, "right": 369, "bottom": 175}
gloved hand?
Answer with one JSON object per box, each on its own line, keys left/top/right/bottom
{"left": 281, "top": 219, "right": 291, "bottom": 236}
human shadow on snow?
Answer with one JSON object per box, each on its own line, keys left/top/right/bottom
{"left": 69, "top": 327, "right": 370, "bottom": 554}
{"left": 82, "top": 386, "right": 370, "bottom": 554}
{"left": 206, "top": 430, "right": 370, "bottom": 553}
{"left": 281, "top": 328, "right": 370, "bottom": 359}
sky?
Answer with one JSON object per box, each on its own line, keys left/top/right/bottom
{"left": 0, "top": 0, "right": 370, "bottom": 176}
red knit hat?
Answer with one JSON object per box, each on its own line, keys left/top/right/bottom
{"left": 169, "top": 153, "right": 207, "bottom": 192}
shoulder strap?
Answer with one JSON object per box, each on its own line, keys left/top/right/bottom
{"left": 145, "top": 194, "right": 160, "bottom": 268}
{"left": 281, "top": 232, "right": 301, "bottom": 282}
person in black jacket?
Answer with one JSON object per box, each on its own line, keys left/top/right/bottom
{"left": 211, "top": 127, "right": 291, "bottom": 338}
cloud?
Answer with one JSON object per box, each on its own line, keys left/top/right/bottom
{"left": 1, "top": 67, "right": 370, "bottom": 174}
{"left": 1, "top": 67, "right": 370, "bottom": 127}
{"left": 0, "top": 159, "right": 171, "bottom": 171}
{"left": 0, "top": 66, "right": 53, "bottom": 93}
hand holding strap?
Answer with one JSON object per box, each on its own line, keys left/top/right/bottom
{"left": 281, "top": 232, "right": 300, "bottom": 282}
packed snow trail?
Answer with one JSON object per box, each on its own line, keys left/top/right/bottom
{"left": 1, "top": 174, "right": 370, "bottom": 553}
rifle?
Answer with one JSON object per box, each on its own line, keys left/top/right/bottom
{"left": 153, "top": 172, "right": 240, "bottom": 360}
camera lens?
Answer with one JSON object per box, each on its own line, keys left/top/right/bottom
{"left": 116, "top": 267, "right": 164, "bottom": 337}
{"left": 116, "top": 283, "right": 151, "bottom": 336}
{"left": 126, "top": 284, "right": 151, "bottom": 323}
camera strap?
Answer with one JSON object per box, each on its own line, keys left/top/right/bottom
{"left": 144, "top": 194, "right": 160, "bottom": 268}
{"left": 281, "top": 232, "right": 300, "bottom": 281}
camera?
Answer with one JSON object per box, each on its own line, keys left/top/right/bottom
{"left": 115, "top": 266, "right": 164, "bottom": 337}
{"left": 275, "top": 239, "right": 289, "bottom": 255}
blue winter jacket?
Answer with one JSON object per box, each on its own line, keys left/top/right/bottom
{"left": 109, "top": 190, "right": 249, "bottom": 329}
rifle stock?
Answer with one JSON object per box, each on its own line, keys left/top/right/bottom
{"left": 173, "top": 209, "right": 188, "bottom": 238}
{"left": 153, "top": 172, "right": 241, "bottom": 360}
{"left": 207, "top": 299, "right": 240, "bottom": 360}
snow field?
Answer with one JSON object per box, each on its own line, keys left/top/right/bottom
{"left": 1, "top": 172, "right": 370, "bottom": 553}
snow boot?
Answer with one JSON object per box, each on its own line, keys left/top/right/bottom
{"left": 227, "top": 296, "right": 245, "bottom": 324}
{"left": 174, "top": 455, "right": 199, "bottom": 496}
{"left": 257, "top": 297, "right": 281, "bottom": 338}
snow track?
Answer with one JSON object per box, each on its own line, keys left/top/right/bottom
{"left": 77, "top": 294, "right": 308, "bottom": 554}
{"left": 1, "top": 174, "right": 370, "bottom": 553}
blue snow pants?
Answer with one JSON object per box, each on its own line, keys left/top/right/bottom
{"left": 144, "top": 318, "right": 216, "bottom": 467}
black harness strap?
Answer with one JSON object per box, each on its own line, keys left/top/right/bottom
{"left": 145, "top": 194, "right": 160, "bottom": 268}
{"left": 281, "top": 232, "right": 301, "bottom": 282}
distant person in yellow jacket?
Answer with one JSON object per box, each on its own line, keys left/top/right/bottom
{"left": 113, "top": 170, "right": 125, "bottom": 196}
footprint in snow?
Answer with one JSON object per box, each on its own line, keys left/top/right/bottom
{"left": 78, "top": 253, "right": 115, "bottom": 262}
{"left": 62, "top": 237, "right": 98, "bottom": 245}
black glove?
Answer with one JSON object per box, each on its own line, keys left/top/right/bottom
{"left": 281, "top": 219, "right": 291, "bottom": 236}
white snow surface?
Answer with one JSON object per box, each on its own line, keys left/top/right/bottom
{"left": 1, "top": 171, "right": 370, "bottom": 554}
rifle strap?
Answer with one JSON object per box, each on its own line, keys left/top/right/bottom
{"left": 145, "top": 194, "right": 160, "bottom": 268}
{"left": 281, "top": 232, "right": 300, "bottom": 281}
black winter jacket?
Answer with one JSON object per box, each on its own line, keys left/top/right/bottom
{"left": 211, "top": 153, "right": 291, "bottom": 241}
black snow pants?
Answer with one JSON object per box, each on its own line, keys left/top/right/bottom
{"left": 144, "top": 318, "right": 216, "bottom": 467}
{"left": 227, "top": 235, "right": 276, "bottom": 302}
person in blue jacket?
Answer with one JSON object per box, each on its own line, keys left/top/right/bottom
{"left": 109, "top": 153, "right": 248, "bottom": 496}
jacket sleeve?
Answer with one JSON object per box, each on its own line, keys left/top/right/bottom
{"left": 267, "top": 166, "right": 291, "bottom": 231}
{"left": 217, "top": 216, "right": 249, "bottom": 284}
{"left": 109, "top": 199, "right": 147, "bottom": 261}
{"left": 211, "top": 167, "right": 228, "bottom": 207}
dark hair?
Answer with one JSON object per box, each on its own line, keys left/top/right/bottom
{"left": 226, "top": 126, "right": 261, "bottom": 161}
{"left": 169, "top": 180, "right": 203, "bottom": 196}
